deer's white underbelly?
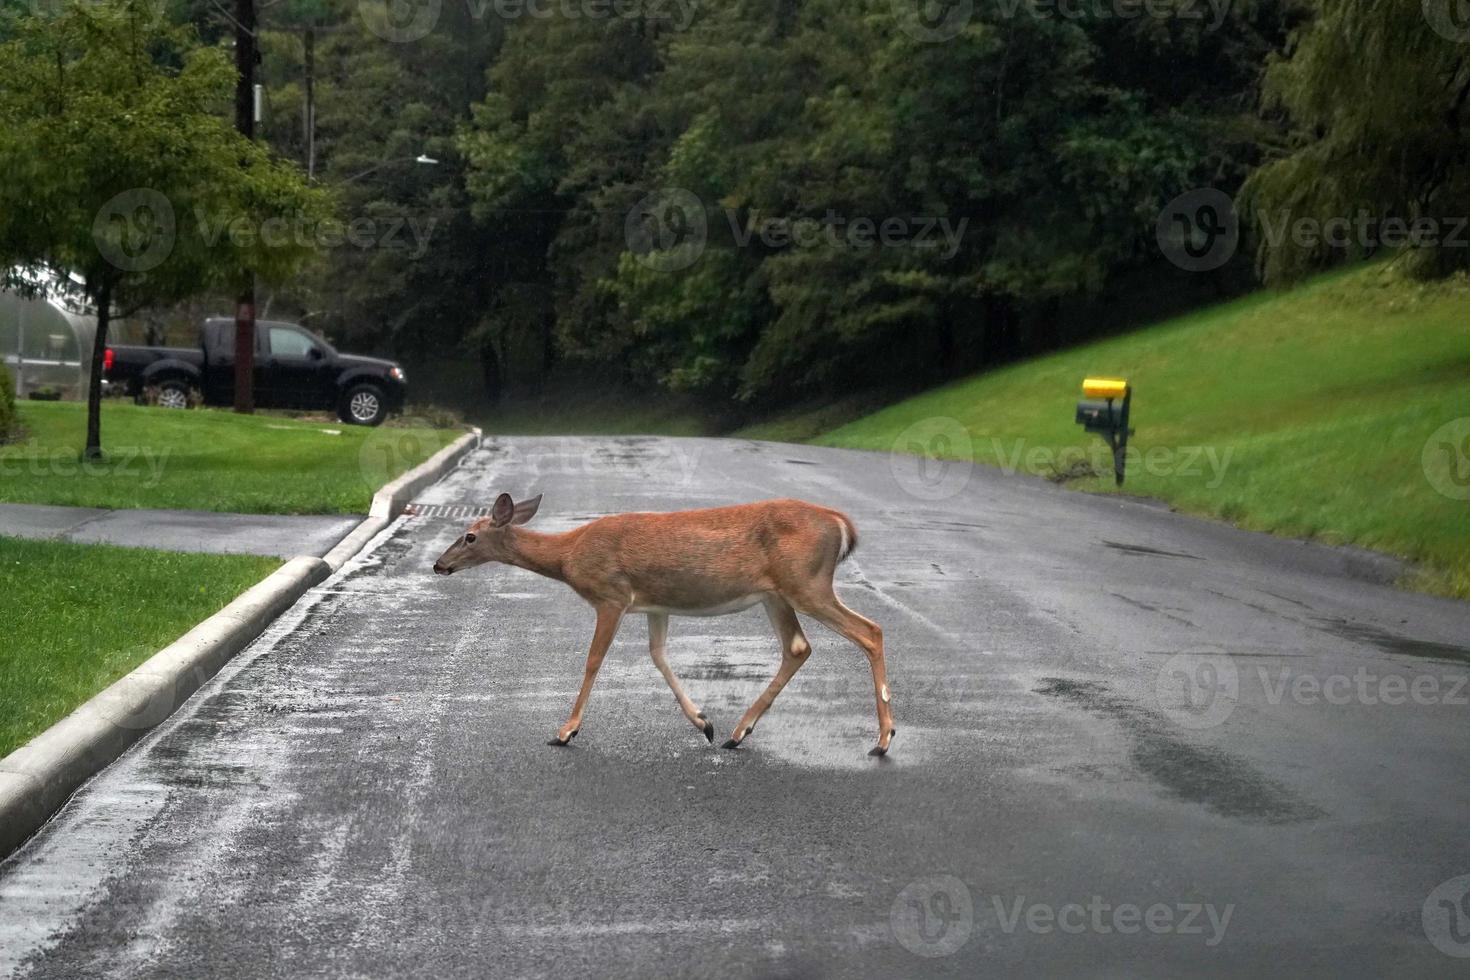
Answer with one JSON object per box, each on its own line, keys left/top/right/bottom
{"left": 630, "top": 594, "right": 766, "bottom": 617}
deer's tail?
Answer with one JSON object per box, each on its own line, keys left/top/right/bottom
{"left": 834, "top": 512, "right": 859, "bottom": 564}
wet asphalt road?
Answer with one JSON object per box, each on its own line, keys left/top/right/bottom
{"left": 3, "top": 436, "right": 1470, "bottom": 978}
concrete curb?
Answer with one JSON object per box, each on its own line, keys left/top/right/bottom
{"left": 323, "top": 428, "right": 480, "bottom": 571}
{"left": 0, "top": 427, "right": 482, "bottom": 858}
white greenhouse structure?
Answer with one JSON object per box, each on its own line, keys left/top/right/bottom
{"left": 0, "top": 268, "right": 96, "bottom": 400}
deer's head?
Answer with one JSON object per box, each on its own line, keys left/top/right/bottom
{"left": 432, "top": 492, "right": 542, "bottom": 576}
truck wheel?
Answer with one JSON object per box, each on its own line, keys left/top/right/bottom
{"left": 339, "top": 383, "right": 388, "bottom": 426}
{"left": 155, "top": 378, "right": 193, "bottom": 410}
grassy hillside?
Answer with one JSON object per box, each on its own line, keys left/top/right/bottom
{"left": 810, "top": 264, "right": 1470, "bottom": 598}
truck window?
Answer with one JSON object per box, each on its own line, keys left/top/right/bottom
{"left": 269, "top": 327, "right": 318, "bottom": 359}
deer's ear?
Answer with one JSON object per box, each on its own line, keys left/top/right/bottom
{"left": 491, "top": 493, "right": 516, "bottom": 527}
{"left": 511, "top": 494, "right": 542, "bottom": 526}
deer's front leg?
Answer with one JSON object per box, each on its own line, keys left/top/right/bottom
{"left": 549, "top": 604, "right": 624, "bottom": 746}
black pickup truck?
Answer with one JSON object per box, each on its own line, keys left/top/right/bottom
{"left": 104, "top": 318, "right": 406, "bottom": 425}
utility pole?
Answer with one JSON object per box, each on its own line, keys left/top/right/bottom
{"left": 304, "top": 27, "right": 316, "bottom": 181}
{"left": 233, "top": 0, "right": 257, "bottom": 414}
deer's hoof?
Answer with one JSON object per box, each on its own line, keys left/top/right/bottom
{"left": 721, "top": 738, "right": 742, "bottom": 750}
{"left": 867, "top": 745, "right": 888, "bottom": 757}
{"left": 702, "top": 720, "right": 715, "bottom": 743}
{"left": 547, "top": 737, "right": 570, "bottom": 747}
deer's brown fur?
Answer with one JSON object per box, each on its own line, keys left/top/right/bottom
{"left": 433, "top": 494, "right": 894, "bottom": 755}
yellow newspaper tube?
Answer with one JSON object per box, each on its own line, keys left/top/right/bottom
{"left": 1082, "top": 377, "right": 1129, "bottom": 400}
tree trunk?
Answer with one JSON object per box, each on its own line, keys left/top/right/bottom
{"left": 538, "top": 314, "right": 556, "bottom": 394}
{"left": 480, "top": 335, "right": 503, "bottom": 406}
{"left": 85, "top": 278, "right": 113, "bottom": 461}
{"left": 234, "top": 285, "right": 255, "bottom": 414}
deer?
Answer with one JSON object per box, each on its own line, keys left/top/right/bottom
{"left": 432, "top": 493, "right": 896, "bottom": 756}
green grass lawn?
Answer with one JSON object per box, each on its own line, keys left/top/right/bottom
{"left": 810, "top": 263, "right": 1470, "bottom": 598}
{"left": 0, "top": 536, "right": 280, "bottom": 757}
{"left": 0, "top": 401, "right": 459, "bottom": 514}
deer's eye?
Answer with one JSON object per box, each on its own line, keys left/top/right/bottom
{"left": 465, "top": 533, "right": 477, "bottom": 545}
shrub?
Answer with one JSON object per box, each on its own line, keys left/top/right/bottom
{"left": 396, "top": 403, "right": 469, "bottom": 429}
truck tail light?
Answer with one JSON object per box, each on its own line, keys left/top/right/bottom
{"left": 103, "top": 348, "right": 115, "bottom": 375}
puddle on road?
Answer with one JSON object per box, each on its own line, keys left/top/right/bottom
{"left": 1033, "top": 677, "right": 1323, "bottom": 825}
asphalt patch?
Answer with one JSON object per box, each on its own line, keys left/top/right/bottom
{"left": 1314, "top": 618, "right": 1470, "bottom": 666}
{"left": 1101, "top": 540, "right": 1205, "bottom": 561}
{"left": 1034, "top": 677, "right": 1324, "bottom": 825}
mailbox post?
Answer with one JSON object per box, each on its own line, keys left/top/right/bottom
{"left": 1075, "top": 378, "right": 1133, "bottom": 486}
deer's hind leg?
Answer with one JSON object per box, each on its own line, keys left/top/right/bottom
{"left": 722, "top": 596, "right": 813, "bottom": 749}
{"left": 790, "top": 586, "right": 894, "bottom": 757}
{"left": 648, "top": 613, "right": 715, "bottom": 743}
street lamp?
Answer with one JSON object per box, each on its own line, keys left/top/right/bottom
{"left": 332, "top": 154, "right": 440, "bottom": 187}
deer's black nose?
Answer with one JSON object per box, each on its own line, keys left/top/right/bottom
{"left": 433, "top": 563, "right": 451, "bottom": 576}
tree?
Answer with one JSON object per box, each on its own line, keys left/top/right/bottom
{"left": 1243, "top": 0, "right": 1470, "bottom": 282}
{"left": 0, "top": 0, "right": 330, "bottom": 457}
{"left": 457, "top": 7, "right": 671, "bottom": 393}
{"left": 460, "top": 0, "right": 1282, "bottom": 407}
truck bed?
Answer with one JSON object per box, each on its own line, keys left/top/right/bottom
{"left": 104, "top": 344, "right": 204, "bottom": 391}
